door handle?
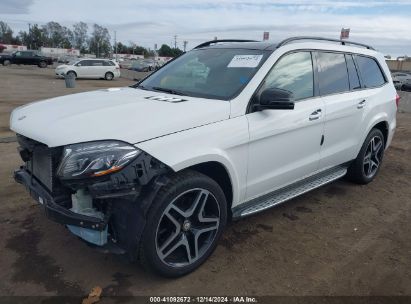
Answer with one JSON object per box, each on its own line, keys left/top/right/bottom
{"left": 357, "top": 99, "right": 366, "bottom": 109}
{"left": 309, "top": 109, "right": 322, "bottom": 121}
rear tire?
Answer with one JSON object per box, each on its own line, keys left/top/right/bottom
{"left": 139, "top": 170, "right": 227, "bottom": 277}
{"left": 38, "top": 61, "right": 47, "bottom": 68}
{"left": 3, "top": 60, "right": 10, "bottom": 66}
{"left": 105, "top": 72, "right": 114, "bottom": 80}
{"left": 346, "top": 128, "right": 385, "bottom": 184}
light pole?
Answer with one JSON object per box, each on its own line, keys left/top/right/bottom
{"left": 114, "top": 30, "right": 117, "bottom": 61}
{"left": 28, "top": 23, "right": 31, "bottom": 49}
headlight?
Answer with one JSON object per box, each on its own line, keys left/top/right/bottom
{"left": 57, "top": 141, "right": 140, "bottom": 179}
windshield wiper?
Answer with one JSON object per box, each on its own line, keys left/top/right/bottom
{"left": 152, "top": 86, "right": 185, "bottom": 96}
{"left": 135, "top": 84, "right": 149, "bottom": 90}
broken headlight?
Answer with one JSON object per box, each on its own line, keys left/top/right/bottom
{"left": 57, "top": 141, "right": 141, "bottom": 179}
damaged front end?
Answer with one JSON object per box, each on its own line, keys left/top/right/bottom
{"left": 14, "top": 135, "right": 170, "bottom": 257}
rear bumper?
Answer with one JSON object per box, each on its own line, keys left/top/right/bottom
{"left": 14, "top": 168, "right": 107, "bottom": 231}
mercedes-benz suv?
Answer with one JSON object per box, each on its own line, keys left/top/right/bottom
{"left": 10, "top": 37, "right": 398, "bottom": 277}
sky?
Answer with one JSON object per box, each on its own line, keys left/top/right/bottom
{"left": 1, "top": 0, "right": 411, "bottom": 57}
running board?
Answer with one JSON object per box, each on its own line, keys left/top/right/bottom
{"left": 232, "top": 166, "right": 348, "bottom": 218}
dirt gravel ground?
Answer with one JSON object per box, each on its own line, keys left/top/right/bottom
{"left": 0, "top": 66, "right": 411, "bottom": 301}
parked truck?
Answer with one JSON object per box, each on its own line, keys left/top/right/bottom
{"left": 0, "top": 50, "right": 53, "bottom": 68}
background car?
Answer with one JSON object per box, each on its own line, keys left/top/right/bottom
{"left": 57, "top": 55, "right": 80, "bottom": 64}
{"left": 0, "top": 50, "right": 53, "bottom": 68}
{"left": 55, "top": 58, "right": 120, "bottom": 80}
{"left": 392, "top": 71, "right": 411, "bottom": 89}
{"left": 401, "top": 78, "right": 411, "bottom": 91}
{"left": 119, "top": 60, "right": 133, "bottom": 69}
{"left": 128, "top": 59, "right": 159, "bottom": 72}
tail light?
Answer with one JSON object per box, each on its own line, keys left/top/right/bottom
{"left": 395, "top": 93, "right": 400, "bottom": 108}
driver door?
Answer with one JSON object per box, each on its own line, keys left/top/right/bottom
{"left": 13, "top": 51, "right": 24, "bottom": 64}
{"left": 245, "top": 51, "right": 324, "bottom": 201}
{"left": 76, "top": 60, "right": 91, "bottom": 78}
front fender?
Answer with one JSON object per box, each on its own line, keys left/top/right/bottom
{"left": 135, "top": 116, "right": 250, "bottom": 207}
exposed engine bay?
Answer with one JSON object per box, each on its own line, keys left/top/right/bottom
{"left": 14, "top": 134, "right": 170, "bottom": 257}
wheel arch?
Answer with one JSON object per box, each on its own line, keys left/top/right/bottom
{"left": 66, "top": 70, "right": 77, "bottom": 77}
{"left": 184, "top": 161, "right": 234, "bottom": 218}
{"left": 356, "top": 114, "right": 390, "bottom": 156}
{"left": 373, "top": 121, "right": 389, "bottom": 148}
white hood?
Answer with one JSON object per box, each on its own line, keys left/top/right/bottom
{"left": 10, "top": 87, "right": 230, "bottom": 147}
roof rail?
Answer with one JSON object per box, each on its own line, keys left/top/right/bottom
{"left": 194, "top": 39, "right": 258, "bottom": 49}
{"left": 276, "top": 36, "right": 375, "bottom": 50}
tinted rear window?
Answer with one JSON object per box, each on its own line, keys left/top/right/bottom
{"left": 355, "top": 55, "right": 386, "bottom": 88}
{"left": 317, "top": 52, "right": 349, "bottom": 95}
{"left": 345, "top": 54, "right": 361, "bottom": 90}
{"left": 79, "top": 60, "right": 90, "bottom": 66}
{"left": 90, "top": 60, "right": 103, "bottom": 66}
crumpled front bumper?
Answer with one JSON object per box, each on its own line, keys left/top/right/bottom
{"left": 14, "top": 168, "right": 107, "bottom": 231}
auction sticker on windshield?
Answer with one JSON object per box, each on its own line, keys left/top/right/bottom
{"left": 227, "top": 54, "right": 263, "bottom": 68}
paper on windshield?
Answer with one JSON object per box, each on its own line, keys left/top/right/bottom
{"left": 227, "top": 55, "right": 263, "bottom": 68}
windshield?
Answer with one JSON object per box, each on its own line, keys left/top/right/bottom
{"left": 138, "top": 48, "right": 271, "bottom": 100}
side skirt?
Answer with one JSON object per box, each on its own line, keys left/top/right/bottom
{"left": 232, "top": 165, "right": 348, "bottom": 219}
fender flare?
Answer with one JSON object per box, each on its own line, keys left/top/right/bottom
{"left": 156, "top": 152, "right": 242, "bottom": 207}
{"left": 355, "top": 113, "right": 389, "bottom": 156}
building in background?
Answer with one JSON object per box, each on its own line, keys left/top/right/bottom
{"left": 39, "top": 47, "right": 80, "bottom": 59}
{"left": 0, "top": 44, "right": 27, "bottom": 53}
{"left": 113, "top": 53, "right": 144, "bottom": 60}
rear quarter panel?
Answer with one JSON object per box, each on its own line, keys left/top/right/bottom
{"left": 355, "top": 54, "right": 397, "bottom": 154}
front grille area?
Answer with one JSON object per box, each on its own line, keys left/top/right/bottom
{"left": 17, "top": 135, "right": 62, "bottom": 193}
{"left": 27, "top": 146, "right": 54, "bottom": 190}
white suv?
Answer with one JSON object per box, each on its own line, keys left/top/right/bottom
{"left": 55, "top": 58, "right": 120, "bottom": 80}
{"left": 11, "top": 37, "right": 398, "bottom": 277}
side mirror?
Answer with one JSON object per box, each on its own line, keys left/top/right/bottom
{"left": 76, "top": 63, "right": 82, "bottom": 67}
{"left": 255, "top": 88, "right": 295, "bottom": 111}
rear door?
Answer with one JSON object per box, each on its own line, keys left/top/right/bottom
{"left": 90, "top": 60, "right": 105, "bottom": 77}
{"left": 317, "top": 51, "right": 365, "bottom": 169}
{"left": 245, "top": 51, "right": 324, "bottom": 200}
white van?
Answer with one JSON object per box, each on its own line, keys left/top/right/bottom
{"left": 55, "top": 58, "right": 121, "bottom": 80}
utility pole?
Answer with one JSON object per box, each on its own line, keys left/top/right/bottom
{"left": 174, "top": 35, "right": 177, "bottom": 49}
{"left": 114, "top": 30, "right": 117, "bottom": 61}
{"left": 183, "top": 41, "right": 188, "bottom": 52}
{"left": 28, "top": 23, "right": 31, "bottom": 49}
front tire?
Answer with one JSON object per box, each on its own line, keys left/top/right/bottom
{"left": 139, "top": 170, "right": 227, "bottom": 277}
{"left": 66, "top": 71, "right": 76, "bottom": 79}
{"left": 346, "top": 128, "right": 385, "bottom": 184}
